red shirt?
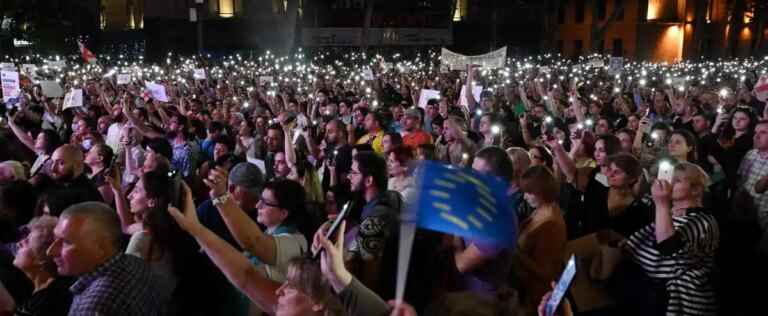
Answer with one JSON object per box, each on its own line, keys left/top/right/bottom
{"left": 403, "top": 130, "right": 433, "bottom": 149}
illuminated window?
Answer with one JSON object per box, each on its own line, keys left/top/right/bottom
{"left": 453, "top": 0, "right": 468, "bottom": 22}
{"left": 211, "top": 0, "right": 242, "bottom": 18}
{"left": 647, "top": 0, "right": 662, "bottom": 20}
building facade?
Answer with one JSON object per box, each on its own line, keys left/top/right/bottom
{"left": 553, "top": 0, "right": 767, "bottom": 62}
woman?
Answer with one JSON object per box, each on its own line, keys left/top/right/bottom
{"left": 205, "top": 167, "right": 310, "bottom": 282}
{"left": 387, "top": 146, "right": 416, "bottom": 204}
{"left": 168, "top": 184, "right": 344, "bottom": 316}
{"left": 111, "top": 170, "right": 190, "bottom": 308}
{"left": 84, "top": 143, "right": 115, "bottom": 204}
{"left": 711, "top": 106, "right": 756, "bottom": 185}
{"left": 529, "top": 146, "right": 553, "bottom": 169}
{"left": 11, "top": 216, "right": 73, "bottom": 315}
{"left": 623, "top": 162, "right": 719, "bottom": 315}
{"left": 515, "top": 166, "right": 567, "bottom": 314}
{"left": 478, "top": 113, "right": 503, "bottom": 147}
{"left": 235, "top": 120, "right": 256, "bottom": 157}
{"left": 548, "top": 135, "right": 642, "bottom": 237}
{"left": 7, "top": 117, "right": 61, "bottom": 179}
{"left": 381, "top": 132, "right": 403, "bottom": 155}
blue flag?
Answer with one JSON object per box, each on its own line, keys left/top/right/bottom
{"left": 413, "top": 161, "right": 517, "bottom": 246}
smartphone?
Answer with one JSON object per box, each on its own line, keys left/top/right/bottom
{"left": 545, "top": 255, "right": 577, "bottom": 316}
{"left": 658, "top": 160, "right": 674, "bottom": 182}
{"left": 314, "top": 201, "right": 352, "bottom": 259}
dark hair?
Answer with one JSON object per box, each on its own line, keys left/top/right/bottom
{"left": 670, "top": 129, "right": 699, "bottom": 162}
{"left": 353, "top": 151, "right": 388, "bottom": 191}
{"left": 146, "top": 138, "right": 173, "bottom": 160}
{"left": 389, "top": 145, "right": 414, "bottom": 166}
{"left": 474, "top": 146, "right": 515, "bottom": 182}
{"left": 326, "top": 119, "right": 348, "bottom": 141}
{"left": 384, "top": 132, "right": 403, "bottom": 148}
{"left": 39, "top": 129, "right": 62, "bottom": 155}
{"left": 0, "top": 180, "right": 37, "bottom": 240}
{"left": 212, "top": 135, "right": 234, "bottom": 152}
{"left": 596, "top": 134, "right": 621, "bottom": 157}
{"left": 431, "top": 115, "right": 445, "bottom": 128}
{"left": 604, "top": 153, "right": 641, "bottom": 184}
{"left": 94, "top": 144, "right": 114, "bottom": 168}
{"left": 520, "top": 166, "right": 558, "bottom": 203}
{"left": 531, "top": 145, "right": 554, "bottom": 169}
{"left": 417, "top": 143, "right": 437, "bottom": 161}
{"left": 727, "top": 106, "right": 758, "bottom": 134}
{"left": 263, "top": 179, "right": 307, "bottom": 229}
{"left": 208, "top": 121, "right": 225, "bottom": 134}
{"left": 352, "top": 143, "right": 374, "bottom": 153}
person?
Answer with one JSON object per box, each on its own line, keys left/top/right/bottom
{"left": 167, "top": 184, "right": 345, "bottom": 316}
{"left": 40, "top": 145, "right": 102, "bottom": 203}
{"left": 401, "top": 108, "right": 432, "bottom": 150}
{"left": 738, "top": 120, "right": 768, "bottom": 243}
{"left": 84, "top": 143, "right": 115, "bottom": 204}
{"left": 381, "top": 133, "right": 403, "bottom": 156}
{"left": 514, "top": 166, "right": 567, "bottom": 314}
{"left": 346, "top": 151, "right": 400, "bottom": 294}
{"left": 204, "top": 167, "right": 310, "bottom": 282}
{"left": 11, "top": 216, "right": 73, "bottom": 316}
{"left": 356, "top": 111, "right": 386, "bottom": 154}
{"left": 235, "top": 120, "right": 256, "bottom": 157}
{"left": 386, "top": 146, "right": 416, "bottom": 205}
{"left": 0, "top": 161, "right": 26, "bottom": 184}
{"left": 7, "top": 116, "right": 60, "bottom": 179}
{"left": 320, "top": 119, "right": 353, "bottom": 191}
{"left": 438, "top": 115, "right": 477, "bottom": 167}
{"left": 46, "top": 202, "right": 165, "bottom": 315}
{"left": 118, "top": 125, "right": 145, "bottom": 189}
{"left": 623, "top": 162, "right": 719, "bottom": 315}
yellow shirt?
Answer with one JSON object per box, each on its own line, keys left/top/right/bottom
{"left": 356, "top": 131, "right": 385, "bottom": 154}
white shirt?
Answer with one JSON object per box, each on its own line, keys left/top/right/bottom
{"left": 106, "top": 122, "right": 124, "bottom": 152}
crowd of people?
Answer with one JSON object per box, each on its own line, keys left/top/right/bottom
{"left": 0, "top": 49, "right": 766, "bottom": 316}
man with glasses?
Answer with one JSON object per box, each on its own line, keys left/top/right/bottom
{"left": 345, "top": 151, "right": 400, "bottom": 295}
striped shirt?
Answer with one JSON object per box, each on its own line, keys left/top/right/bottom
{"left": 737, "top": 149, "right": 768, "bottom": 230}
{"left": 623, "top": 209, "right": 719, "bottom": 316}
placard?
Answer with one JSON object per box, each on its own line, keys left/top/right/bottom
{"left": 418, "top": 89, "right": 441, "bottom": 109}
{"left": 193, "top": 68, "right": 206, "bottom": 80}
{"left": 0, "top": 63, "right": 15, "bottom": 71}
{"left": 259, "top": 76, "right": 274, "bottom": 85}
{"left": 40, "top": 80, "right": 64, "bottom": 98}
{"left": 145, "top": 82, "right": 169, "bottom": 102}
{"left": 362, "top": 66, "right": 374, "bottom": 81}
{"left": 441, "top": 47, "right": 507, "bottom": 70}
{"left": 608, "top": 57, "right": 623, "bottom": 75}
{"left": 459, "top": 84, "right": 482, "bottom": 107}
{"left": 1, "top": 70, "right": 20, "bottom": 103}
{"left": 20, "top": 64, "right": 36, "bottom": 75}
{"left": 117, "top": 74, "right": 131, "bottom": 85}
{"left": 63, "top": 89, "right": 84, "bottom": 110}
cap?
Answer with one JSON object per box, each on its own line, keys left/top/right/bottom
{"left": 228, "top": 162, "right": 264, "bottom": 196}
{"left": 404, "top": 108, "right": 421, "bottom": 119}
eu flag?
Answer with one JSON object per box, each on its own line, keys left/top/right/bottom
{"left": 412, "top": 161, "right": 517, "bottom": 246}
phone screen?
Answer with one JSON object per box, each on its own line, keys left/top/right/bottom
{"left": 545, "top": 255, "right": 577, "bottom": 316}
{"left": 314, "top": 202, "right": 351, "bottom": 259}
{"left": 658, "top": 161, "right": 674, "bottom": 182}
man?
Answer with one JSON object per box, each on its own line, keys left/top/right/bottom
{"left": 201, "top": 121, "right": 226, "bottom": 161}
{"left": 346, "top": 152, "right": 399, "bottom": 294}
{"left": 401, "top": 108, "right": 432, "bottom": 150}
{"left": 739, "top": 120, "right": 768, "bottom": 235}
{"left": 321, "top": 119, "right": 353, "bottom": 190}
{"left": 389, "top": 103, "right": 405, "bottom": 133}
{"left": 423, "top": 99, "right": 440, "bottom": 133}
{"left": 250, "top": 124, "right": 283, "bottom": 180}
{"left": 167, "top": 114, "right": 197, "bottom": 178}
{"left": 43, "top": 145, "right": 103, "bottom": 202}
{"left": 272, "top": 151, "right": 292, "bottom": 180}
{"left": 46, "top": 202, "right": 163, "bottom": 315}
{"left": 356, "top": 111, "right": 386, "bottom": 154}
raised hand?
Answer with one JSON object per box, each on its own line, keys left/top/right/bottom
{"left": 203, "top": 167, "right": 229, "bottom": 198}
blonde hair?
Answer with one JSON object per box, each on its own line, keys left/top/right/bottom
{"left": 0, "top": 160, "right": 26, "bottom": 181}
{"left": 674, "top": 162, "right": 710, "bottom": 198}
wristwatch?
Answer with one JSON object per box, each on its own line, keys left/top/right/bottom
{"left": 212, "top": 193, "right": 231, "bottom": 207}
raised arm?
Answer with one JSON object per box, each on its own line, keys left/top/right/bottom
{"left": 464, "top": 65, "right": 478, "bottom": 112}
{"left": 546, "top": 137, "right": 578, "bottom": 186}
{"left": 168, "top": 184, "right": 280, "bottom": 314}
{"left": 6, "top": 112, "right": 36, "bottom": 152}
{"left": 204, "top": 168, "right": 279, "bottom": 265}
{"left": 651, "top": 180, "right": 675, "bottom": 243}
{"left": 123, "top": 100, "right": 163, "bottom": 139}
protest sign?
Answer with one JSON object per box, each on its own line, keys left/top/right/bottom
{"left": 608, "top": 57, "right": 623, "bottom": 75}
{"left": 440, "top": 47, "right": 507, "bottom": 70}
{"left": 259, "top": 76, "right": 274, "bottom": 85}
{"left": 459, "top": 84, "right": 482, "bottom": 107}
{"left": 0, "top": 63, "right": 15, "bottom": 71}
{"left": 193, "top": 68, "right": 206, "bottom": 80}
{"left": 418, "top": 89, "right": 441, "bottom": 109}
{"left": 117, "top": 74, "right": 131, "bottom": 85}
{"left": 362, "top": 66, "right": 374, "bottom": 80}
{"left": 145, "top": 82, "right": 169, "bottom": 102}
{"left": 20, "top": 64, "right": 36, "bottom": 75}
{"left": 63, "top": 89, "right": 84, "bottom": 110}
{"left": 46, "top": 60, "right": 66, "bottom": 69}
{"left": 1, "top": 70, "right": 20, "bottom": 103}
{"left": 40, "top": 81, "right": 64, "bottom": 98}
{"left": 588, "top": 58, "right": 605, "bottom": 68}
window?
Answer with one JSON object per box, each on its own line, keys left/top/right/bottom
{"left": 612, "top": 38, "right": 623, "bottom": 57}
{"left": 453, "top": 0, "right": 468, "bottom": 22}
{"left": 557, "top": 0, "right": 566, "bottom": 24}
{"left": 574, "top": 40, "right": 583, "bottom": 57}
{"left": 575, "top": 0, "right": 585, "bottom": 23}
{"left": 615, "top": 0, "right": 624, "bottom": 21}
{"left": 596, "top": 0, "right": 607, "bottom": 21}
{"left": 210, "top": 0, "right": 242, "bottom": 18}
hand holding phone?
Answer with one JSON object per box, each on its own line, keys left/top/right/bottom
{"left": 313, "top": 202, "right": 351, "bottom": 259}
{"left": 544, "top": 255, "right": 577, "bottom": 316}
{"left": 657, "top": 160, "right": 674, "bottom": 182}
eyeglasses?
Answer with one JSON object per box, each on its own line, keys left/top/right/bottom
{"left": 258, "top": 199, "right": 280, "bottom": 208}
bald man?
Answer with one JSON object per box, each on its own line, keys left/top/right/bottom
{"left": 42, "top": 144, "right": 103, "bottom": 203}
{"left": 47, "top": 202, "right": 164, "bottom": 315}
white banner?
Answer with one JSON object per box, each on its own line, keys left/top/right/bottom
{"left": 608, "top": 57, "right": 623, "bottom": 75}
{"left": 259, "top": 76, "right": 274, "bottom": 85}
{"left": 418, "top": 89, "right": 441, "bottom": 109}
{"left": 588, "top": 58, "right": 605, "bottom": 68}
{"left": 193, "top": 68, "right": 206, "bottom": 80}
{"left": 117, "top": 74, "right": 131, "bottom": 85}
{"left": 20, "top": 64, "right": 36, "bottom": 75}
{"left": 45, "top": 60, "right": 66, "bottom": 69}
{"left": 441, "top": 47, "right": 507, "bottom": 70}
{"left": 145, "top": 82, "right": 169, "bottom": 102}
{"left": 1, "top": 70, "right": 20, "bottom": 103}
{"left": 362, "top": 67, "right": 374, "bottom": 81}
{"left": 0, "top": 63, "right": 15, "bottom": 71}
{"left": 63, "top": 89, "right": 84, "bottom": 110}
{"left": 302, "top": 28, "right": 451, "bottom": 46}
